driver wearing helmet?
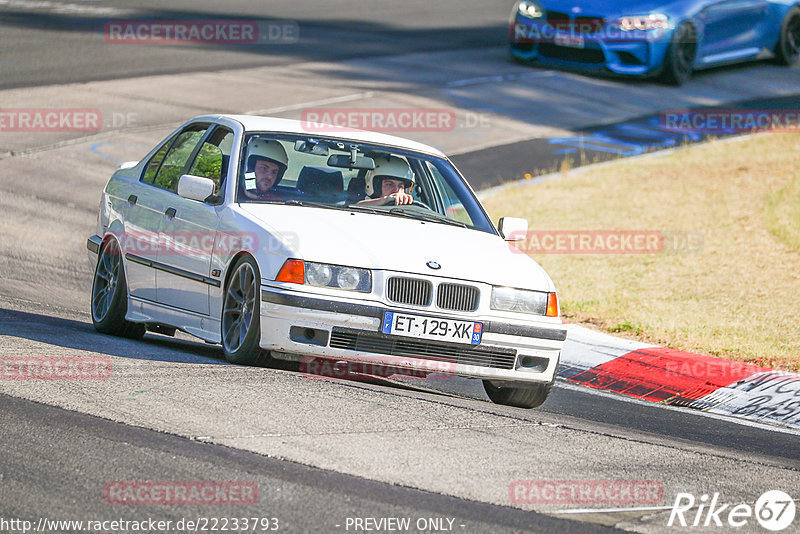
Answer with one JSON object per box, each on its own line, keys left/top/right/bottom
{"left": 357, "top": 154, "right": 415, "bottom": 207}
{"left": 242, "top": 138, "right": 288, "bottom": 200}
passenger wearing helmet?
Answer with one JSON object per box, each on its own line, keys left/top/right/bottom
{"left": 357, "top": 154, "right": 415, "bottom": 207}
{"left": 243, "top": 138, "right": 288, "bottom": 200}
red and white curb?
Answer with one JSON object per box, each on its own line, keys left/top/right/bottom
{"left": 560, "top": 325, "right": 800, "bottom": 430}
{"left": 371, "top": 324, "right": 800, "bottom": 430}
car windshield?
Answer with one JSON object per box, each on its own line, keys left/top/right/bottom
{"left": 236, "top": 133, "right": 496, "bottom": 234}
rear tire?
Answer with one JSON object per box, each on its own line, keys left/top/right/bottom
{"left": 483, "top": 379, "right": 553, "bottom": 409}
{"left": 91, "top": 238, "right": 145, "bottom": 339}
{"left": 774, "top": 7, "right": 800, "bottom": 66}
{"left": 221, "top": 255, "right": 271, "bottom": 365}
{"left": 660, "top": 22, "right": 697, "bottom": 86}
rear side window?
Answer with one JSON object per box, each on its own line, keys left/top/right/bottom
{"left": 146, "top": 125, "right": 208, "bottom": 192}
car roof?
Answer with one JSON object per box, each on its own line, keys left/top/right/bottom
{"left": 198, "top": 114, "right": 447, "bottom": 158}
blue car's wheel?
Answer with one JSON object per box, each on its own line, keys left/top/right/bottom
{"left": 660, "top": 22, "right": 697, "bottom": 86}
{"left": 775, "top": 7, "right": 800, "bottom": 66}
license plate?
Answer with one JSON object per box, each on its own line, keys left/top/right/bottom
{"left": 554, "top": 33, "right": 585, "bottom": 48}
{"left": 381, "top": 312, "right": 483, "bottom": 345}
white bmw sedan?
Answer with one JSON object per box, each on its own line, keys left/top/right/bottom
{"left": 88, "top": 115, "right": 566, "bottom": 408}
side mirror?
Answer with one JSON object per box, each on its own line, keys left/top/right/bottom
{"left": 177, "top": 174, "right": 216, "bottom": 202}
{"left": 498, "top": 217, "right": 528, "bottom": 242}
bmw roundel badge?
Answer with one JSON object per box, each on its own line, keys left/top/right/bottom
{"left": 426, "top": 261, "right": 441, "bottom": 270}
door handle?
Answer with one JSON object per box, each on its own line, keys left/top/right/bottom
{"left": 165, "top": 207, "right": 177, "bottom": 219}
{"left": 127, "top": 194, "right": 137, "bottom": 205}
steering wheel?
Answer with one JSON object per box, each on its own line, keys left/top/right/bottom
{"left": 410, "top": 199, "right": 432, "bottom": 211}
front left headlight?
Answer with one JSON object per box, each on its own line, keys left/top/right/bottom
{"left": 491, "top": 286, "right": 558, "bottom": 317}
{"left": 515, "top": 0, "right": 544, "bottom": 19}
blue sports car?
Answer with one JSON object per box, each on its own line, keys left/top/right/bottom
{"left": 509, "top": 0, "right": 800, "bottom": 84}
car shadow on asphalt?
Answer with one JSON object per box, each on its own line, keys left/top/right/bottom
{"left": 0, "top": 307, "right": 440, "bottom": 390}
{"left": 0, "top": 307, "right": 229, "bottom": 365}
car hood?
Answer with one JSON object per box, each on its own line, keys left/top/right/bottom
{"left": 240, "top": 204, "right": 556, "bottom": 292}
{"left": 537, "top": 0, "right": 687, "bottom": 18}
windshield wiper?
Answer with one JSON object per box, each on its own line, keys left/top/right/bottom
{"left": 342, "top": 204, "right": 379, "bottom": 215}
{"left": 283, "top": 200, "right": 379, "bottom": 215}
{"left": 283, "top": 200, "right": 328, "bottom": 208}
{"left": 281, "top": 200, "right": 465, "bottom": 227}
{"left": 386, "top": 207, "right": 468, "bottom": 228}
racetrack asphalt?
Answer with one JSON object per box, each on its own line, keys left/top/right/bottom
{"left": 2, "top": 392, "right": 615, "bottom": 534}
{"left": 2, "top": 2, "right": 800, "bottom": 532}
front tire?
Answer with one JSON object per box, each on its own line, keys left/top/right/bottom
{"left": 91, "top": 238, "right": 145, "bottom": 339}
{"left": 483, "top": 379, "right": 553, "bottom": 409}
{"left": 774, "top": 7, "right": 800, "bottom": 66}
{"left": 221, "top": 255, "right": 270, "bottom": 365}
{"left": 660, "top": 22, "right": 697, "bottom": 86}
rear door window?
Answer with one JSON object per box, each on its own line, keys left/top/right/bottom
{"left": 147, "top": 124, "right": 208, "bottom": 193}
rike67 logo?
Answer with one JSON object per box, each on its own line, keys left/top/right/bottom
{"left": 668, "top": 490, "right": 795, "bottom": 531}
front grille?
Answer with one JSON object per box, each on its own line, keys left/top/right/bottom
{"left": 387, "top": 277, "right": 432, "bottom": 307}
{"left": 538, "top": 43, "right": 606, "bottom": 64}
{"left": 437, "top": 283, "right": 479, "bottom": 312}
{"left": 545, "top": 12, "right": 605, "bottom": 33}
{"left": 546, "top": 11, "right": 570, "bottom": 28}
{"left": 330, "top": 328, "right": 517, "bottom": 370}
{"left": 574, "top": 16, "right": 605, "bottom": 33}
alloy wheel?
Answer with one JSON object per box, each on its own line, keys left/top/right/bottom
{"left": 92, "top": 240, "right": 120, "bottom": 322}
{"left": 222, "top": 261, "right": 257, "bottom": 353}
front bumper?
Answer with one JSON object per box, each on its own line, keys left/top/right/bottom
{"left": 260, "top": 285, "right": 565, "bottom": 384}
{"left": 509, "top": 19, "right": 671, "bottom": 77}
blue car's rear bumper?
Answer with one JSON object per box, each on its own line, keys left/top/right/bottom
{"left": 509, "top": 19, "right": 673, "bottom": 78}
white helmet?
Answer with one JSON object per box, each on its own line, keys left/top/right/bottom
{"left": 246, "top": 139, "right": 288, "bottom": 181}
{"left": 365, "top": 154, "right": 414, "bottom": 197}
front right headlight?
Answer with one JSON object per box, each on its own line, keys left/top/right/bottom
{"left": 276, "top": 259, "right": 372, "bottom": 293}
{"left": 491, "top": 287, "right": 558, "bottom": 317}
{"left": 616, "top": 14, "right": 668, "bottom": 31}
{"left": 515, "top": 0, "right": 544, "bottom": 19}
